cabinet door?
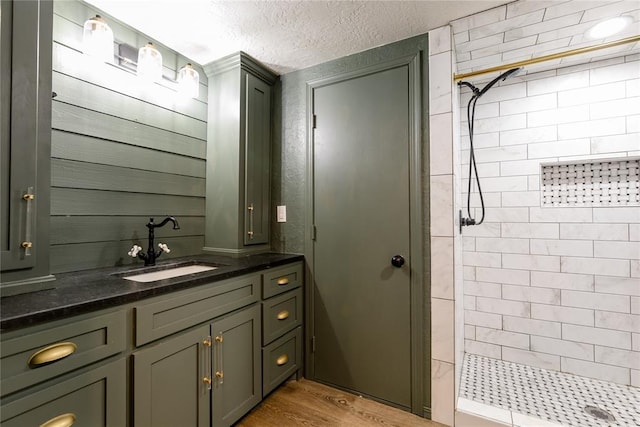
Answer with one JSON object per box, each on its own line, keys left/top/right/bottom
{"left": 0, "top": 0, "right": 52, "bottom": 276}
{"left": 133, "top": 325, "right": 210, "bottom": 427}
{"left": 0, "top": 358, "right": 126, "bottom": 427}
{"left": 211, "top": 304, "right": 261, "bottom": 427}
{"left": 243, "top": 72, "right": 271, "bottom": 246}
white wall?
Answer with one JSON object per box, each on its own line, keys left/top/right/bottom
{"left": 457, "top": 49, "right": 639, "bottom": 386}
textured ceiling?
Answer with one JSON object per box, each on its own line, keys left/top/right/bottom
{"left": 84, "top": 0, "right": 511, "bottom": 74}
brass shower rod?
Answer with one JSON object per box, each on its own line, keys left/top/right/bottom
{"left": 453, "top": 34, "right": 640, "bottom": 81}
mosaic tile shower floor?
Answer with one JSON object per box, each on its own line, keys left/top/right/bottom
{"left": 460, "top": 354, "right": 640, "bottom": 426}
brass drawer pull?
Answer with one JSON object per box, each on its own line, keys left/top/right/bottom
{"left": 203, "top": 377, "right": 212, "bottom": 386}
{"left": 40, "top": 412, "right": 76, "bottom": 427}
{"left": 215, "top": 371, "right": 224, "bottom": 379}
{"left": 276, "top": 354, "right": 289, "bottom": 366}
{"left": 28, "top": 342, "right": 77, "bottom": 368}
{"left": 276, "top": 277, "right": 289, "bottom": 285}
{"left": 276, "top": 310, "right": 290, "bottom": 320}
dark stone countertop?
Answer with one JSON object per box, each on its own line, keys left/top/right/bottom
{"left": 1, "top": 252, "right": 304, "bottom": 332}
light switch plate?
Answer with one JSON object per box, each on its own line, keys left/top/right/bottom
{"left": 277, "top": 205, "right": 287, "bottom": 222}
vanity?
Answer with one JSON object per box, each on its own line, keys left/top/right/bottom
{"left": 0, "top": 254, "right": 303, "bottom": 427}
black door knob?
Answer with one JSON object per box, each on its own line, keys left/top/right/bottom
{"left": 391, "top": 255, "right": 405, "bottom": 268}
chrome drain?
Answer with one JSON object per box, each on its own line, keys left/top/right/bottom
{"left": 584, "top": 405, "right": 616, "bottom": 422}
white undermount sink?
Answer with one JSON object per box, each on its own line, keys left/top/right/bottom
{"left": 123, "top": 265, "right": 218, "bottom": 282}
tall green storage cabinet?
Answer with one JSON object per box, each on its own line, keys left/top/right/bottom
{"left": 203, "top": 52, "right": 277, "bottom": 255}
{"left": 0, "top": 0, "right": 54, "bottom": 295}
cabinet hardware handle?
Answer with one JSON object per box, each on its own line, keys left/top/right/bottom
{"left": 203, "top": 377, "right": 212, "bottom": 386}
{"left": 277, "top": 277, "right": 289, "bottom": 285}
{"left": 22, "top": 186, "right": 35, "bottom": 256}
{"left": 22, "top": 193, "right": 35, "bottom": 200}
{"left": 28, "top": 342, "right": 77, "bottom": 368}
{"left": 215, "top": 332, "right": 224, "bottom": 385}
{"left": 276, "top": 354, "right": 289, "bottom": 366}
{"left": 202, "top": 336, "right": 212, "bottom": 390}
{"left": 40, "top": 412, "right": 76, "bottom": 427}
{"left": 215, "top": 335, "right": 223, "bottom": 343}
{"left": 247, "top": 204, "right": 254, "bottom": 240}
{"left": 276, "top": 310, "right": 290, "bottom": 320}
{"left": 215, "top": 371, "right": 224, "bottom": 379}
{"left": 21, "top": 241, "right": 33, "bottom": 248}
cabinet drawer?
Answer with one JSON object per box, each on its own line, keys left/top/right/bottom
{"left": 262, "top": 288, "right": 302, "bottom": 346}
{"left": 1, "top": 358, "right": 126, "bottom": 427}
{"left": 135, "top": 273, "right": 259, "bottom": 346}
{"left": 1, "top": 310, "right": 126, "bottom": 397}
{"left": 262, "top": 262, "right": 303, "bottom": 299}
{"left": 262, "top": 327, "right": 301, "bottom": 396}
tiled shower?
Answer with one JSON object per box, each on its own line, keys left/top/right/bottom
{"left": 428, "top": 1, "right": 639, "bottom": 426}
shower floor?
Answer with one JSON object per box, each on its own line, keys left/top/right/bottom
{"left": 459, "top": 353, "right": 640, "bottom": 426}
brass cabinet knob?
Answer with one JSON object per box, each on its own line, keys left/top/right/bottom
{"left": 22, "top": 193, "right": 35, "bottom": 200}
{"left": 21, "top": 241, "right": 33, "bottom": 249}
{"left": 202, "top": 338, "right": 212, "bottom": 347}
{"left": 203, "top": 377, "right": 212, "bottom": 386}
{"left": 215, "top": 371, "right": 224, "bottom": 379}
{"left": 214, "top": 335, "right": 223, "bottom": 343}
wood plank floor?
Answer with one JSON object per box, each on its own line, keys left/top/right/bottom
{"left": 236, "top": 379, "right": 445, "bottom": 427}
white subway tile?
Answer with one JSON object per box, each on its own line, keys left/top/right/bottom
{"left": 463, "top": 236, "right": 475, "bottom": 252}
{"left": 562, "top": 290, "right": 631, "bottom": 313}
{"left": 503, "top": 315, "right": 561, "bottom": 338}
{"left": 460, "top": 131, "right": 500, "bottom": 148}
{"left": 500, "top": 159, "right": 549, "bottom": 176}
{"left": 528, "top": 175, "right": 540, "bottom": 191}
{"left": 561, "top": 256, "right": 630, "bottom": 278}
{"left": 476, "top": 326, "right": 530, "bottom": 349}
{"left": 500, "top": 93, "right": 557, "bottom": 115}
{"left": 558, "top": 117, "right": 626, "bottom": 140}
{"left": 594, "top": 241, "right": 640, "bottom": 260}
{"left": 453, "top": 31, "right": 469, "bottom": 45}
{"left": 464, "top": 266, "right": 476, "bottom": 281}
{"left": 632, "top": 260, "right": 640, "bottom": 278}
{"left": 464, "top": 251, "right": 502, "bottom": 268}
{"left": 476, "top": 237, "right": 530, "bottom": 254}
{"left": 561, "top": 357, "right": 630, "bottom": 385}
{"left": 500, "top": 125, "right": 557, "bottom": 146}
{"left": 477, "top": 296, "right": 530, "bottom": 317}
{"left": 471, "top": 176, "right": 529, "bottom": 193}
{"left": 590, "top": 60, "right": 640, "bottom": 85}
{"left": 527, "top": 70, "right": 589, "bottom": 96}
{"left": 631, "top": 224, "right": 640, "bottom": 241}
{"left": 464, "top": 325, "right": 476, "bottom": 340}
{"left": 531, "top": 303, "right": 594, "bottom": 326}
{"left": 591, "top": 97, "right": 640, "bottom": 120}
{"left": 429, "top": 26, "right": 452, "bottom": 56}
{"left": 465, "top": 339, "right": 502, "bottom": 359}
{"left": 592, "top": 133, "right": 640, "bottom": 154}
{"left": 475, "top": 144, "right": 528, "bottom": 162}
{"left": 558, "top": 81, "right": 626, "bottom": 107}
{"left": 633, "top": 369, "right": 640, "bottom": 387}
{"left": 562, "top": 324, "right": 631, "bottom": 349}
{"left": 629, "top": 115, "right": 640, "bottom": 133}
{"left": 503, "top": 253, "right": 560, "bottom": 272}
{"left": 627, "top": 78, "right": 640, "bottom": 97}
{"left": 634, "top": 333, "right": 640, "bottom": 351}
{"left": 464, "top": 295, "right": 477, "bottom": 310}
{"left": 502, "top": 347, "right": 560, "bottom": 370}
{"left": 476, "top": 267, "right": 530, "bottom": 286}
{"left": 432, "top": 236, "right": 454, "bottom": 299}
{"left": 502, "top": 223, "right": 559, "bottom": 239}
{"left": 451, "top": 5, "right": 506, "bottom": 34}
{"left": 560, "top": 223, "right": 629, "bottom": 241}
{"left": 430, "top": 174, "right": 454, "bottom": 236}
{"left": 462, "top": 222, "right": 501, "bottom": 237}
{"left": 530, "top": 239, "right": 593, "bottom": 257}
{"left": 480, "top": 208, "right": 529, "bottom": 223}
{"left": 456, "top": 33, "right": 504, "bottom": 54}
{"left": 474, "top": 114, "right": 527, "bottom": 134}
{"left": 464, "top": 280, "right": 502, "bottom": 298}
{"left": 502, "top": 191, "right": 541, "bottom": 207}
{"left": 595, "top": 311, "right": 640, "bottom": 333}
{"left": 530, "top": 207, "right": 593, "bottom": 223}
{"left": 432, "top": 298, "right": 455, "bottom": 363}
{"left": 476, "top": 9, "right": 546, "bottom": 40}
{"left": 465, "top": 310, "right": 502, "bottom": 329}
{"left": 528, "top": 105, "right": 590, "bottom": 127}
{"left": 531, "top": 336, "right": 594, "bottom": 360}
{"left": 531, "top": 271, "right": 594, "bottom": 291}
{"left": 503, "top": 285, "right": 561, "bottom": 305}
{"left": 430, "top": 52, "right": 453, "bottom": 115}
{"left": 430, "top": 113, "right": 453, "bottom": 175}
{"left": 527, "top": 138, "right": 591, "bottom": 159}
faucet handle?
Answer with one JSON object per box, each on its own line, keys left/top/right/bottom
{"left": 128, "top": 245, "right": 143, "bottom": 257}
{"left": 158, "top": 243, "right": 170, "bottom": 253}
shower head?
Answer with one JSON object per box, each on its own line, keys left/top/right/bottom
{"left": 477, "top": 67, "right": 522, "bottom": 97}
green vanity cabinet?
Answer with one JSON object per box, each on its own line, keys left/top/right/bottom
{"left": 203, "top": 52, "right": 278, "bottom": 255}
{"left": 0, "top": 0, "right": 54, "bottom": 295}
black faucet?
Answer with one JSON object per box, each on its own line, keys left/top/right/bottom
{"left": 130, "top": 216, "right": 180, "bottom": 266}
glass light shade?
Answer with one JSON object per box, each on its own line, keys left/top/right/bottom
{"left": 137, "top": 42, "right": 163, "bottom": 82}
{"left": 178, "top": 63, "right": 200, "bottom": 98}
{"left": 82, "top": 15, "right": 114, "bottom": 63}
{"left": 588, "top": 16, "right": 632, "bottom": 38}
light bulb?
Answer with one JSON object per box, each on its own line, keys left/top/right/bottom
{"left": 82, "top": 15, "right": 114, "bottom": 63}
{"left": 137, "top": 42, "right": 163, "bottom": 83}
{"left": 178, "top": 63, "right": 200, "bottom": 99}
{"left": 588, "top": 16, "right": 632, "bottom": 39}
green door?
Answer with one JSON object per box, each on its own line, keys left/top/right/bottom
{"left": 312, "top": 65, "right": 412, "bottom": 409}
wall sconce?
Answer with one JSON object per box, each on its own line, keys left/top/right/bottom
{"left": 178, "top": 63, "right": 200, "bottom": 98}
{"left": 82, "top": 15, "right": 114, "bottom": 63}
{"left": 137, "top": 42, "right": 163, "bottom": 83}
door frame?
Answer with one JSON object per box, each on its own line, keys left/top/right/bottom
{"left": 303, "top": 53, "right": 425, "bottom": 414}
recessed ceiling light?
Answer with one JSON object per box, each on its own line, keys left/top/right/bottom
{"left": 588, "top": 16, "right": 633, "bottom": 39}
